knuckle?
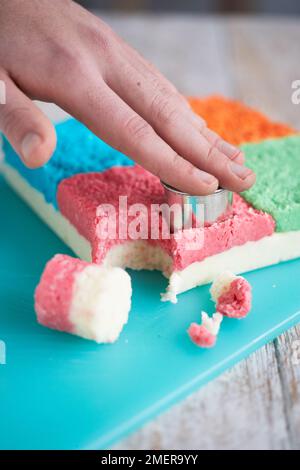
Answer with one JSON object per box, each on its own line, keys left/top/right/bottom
{"left": 150, "top": 91, "right": 180, "bottom": 125}
{"left": 203, "top": 144, "right": 228, "bottom": 177}
{"left": 94, "top": 32, "right": 113, "bottom": 56}
{"left": 50, "top": 43, "right": 87, "bottom": 79}
{"left": 206, "top": 139, "right": 220, "bottom": 162}
{"left": 204, "top": 128, "right": 219, "bottom": 144}
{"left": 123, "top": 115, "right": 152, "bottom": 142}
{"left": 233, "top": 149, "right": 244, "bottom": 162}
{"left": 85, "top": 25, "right": 116, "bottom": 57}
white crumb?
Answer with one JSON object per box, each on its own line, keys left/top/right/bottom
{"left": 201, "top": 311, "right": 223, "bottom": 336}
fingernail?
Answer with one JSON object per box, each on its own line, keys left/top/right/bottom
{"left": 230, "top": 161, "right": 252, "bottom": 179}
{"left": 21, "top": 133, "right": 42, "bottom": 163}
{"left": 220, "top": 140, "right": 241, "bottom": 159}
{"left": 197, "top": 169, "right": 217, "bottom": 185}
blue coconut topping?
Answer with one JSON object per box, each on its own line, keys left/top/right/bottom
{"left": 3, "top": 118, "right": 134, "bottom": 207}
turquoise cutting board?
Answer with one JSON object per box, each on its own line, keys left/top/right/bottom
{"left": 0, "top": 174, "right": 300, "bottom": 450}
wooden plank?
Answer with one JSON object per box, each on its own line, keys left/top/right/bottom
{"left": 115, "top": 345, "right": 290, "bottom": 450}
{"left": 228, "top": 16, "right": 300, "bottom": 127}
{"left": 275, "top": 326, "right": 300, "bottom": 450}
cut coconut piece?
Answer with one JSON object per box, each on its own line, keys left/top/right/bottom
{"left": 34, "top": 254, "right": 132, "bottom": 343}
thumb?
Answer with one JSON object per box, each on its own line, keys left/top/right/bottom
{"left": 0, "top": 71, "right": 56, "bottom": 168}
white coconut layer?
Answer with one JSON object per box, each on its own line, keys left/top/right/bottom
{"left": 162, "top": 230, "right": 300, "bottom": 303}
{"left": 70, "top": 265, "right": 132, "bottom": 343}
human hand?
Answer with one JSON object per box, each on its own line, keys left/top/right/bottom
{"left": 0, "top": 0, "right": 255, "bottom": 195}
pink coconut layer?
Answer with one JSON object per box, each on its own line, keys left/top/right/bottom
{"left": 188, "top": 323, "right": 217, "bottom": 348}
{"left": 57, "top": 166, "right": 275, "bottom": 270}
{"left": 217, "top": 277, "right": 252, "bottom": 318}
{"left": 35, "top": 254, "right": 88, "bottom": 332}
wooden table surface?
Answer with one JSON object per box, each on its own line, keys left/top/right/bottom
{"left": 95, "top": 13, "right": 300, "bottom": 450}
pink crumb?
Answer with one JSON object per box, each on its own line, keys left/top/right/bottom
{"left": 188, "top": 323, "right": 217, "bottom": 348}
{"left": 217, "top": 277, "right": 252, "bottom": 319}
